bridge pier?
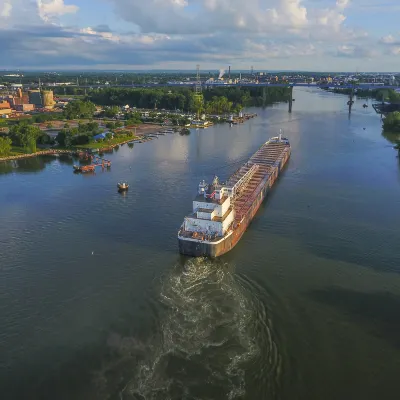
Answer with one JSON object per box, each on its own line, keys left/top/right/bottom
{"left": 348, "top": 88, "right": 354, "bottom": 114}
{"left": 288, "top": 86, "right": 293, "bottom": 113}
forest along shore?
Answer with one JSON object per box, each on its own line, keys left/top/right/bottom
{"left": 0, "top": 123, "right": 162, "bottom": 162}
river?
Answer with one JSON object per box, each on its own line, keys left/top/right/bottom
{"left": 1, "top": 88, "right": 400, "bottom": 400}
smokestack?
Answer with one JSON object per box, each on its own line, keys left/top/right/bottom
{"left": 229, "top": 66, "right": 231, "bottom": 79}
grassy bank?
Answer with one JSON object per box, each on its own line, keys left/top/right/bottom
{"left": 10, "top": 146, "right": 31, "bottom": 156}
{"left": 73, "top": 135, "right": 138, "bottom": 150}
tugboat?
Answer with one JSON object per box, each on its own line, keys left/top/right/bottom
{"left": 117, "top": 182, "right": 129, "bottom": 191}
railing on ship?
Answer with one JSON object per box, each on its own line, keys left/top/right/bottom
{"left": 234, "top": 152, "right": 287, "bottom": 222}
{"left": 228, "top": 164, "right": 259, "bottom": 202}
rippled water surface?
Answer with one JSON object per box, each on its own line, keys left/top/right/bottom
{"left": 1, "top": 89, "right": 400, "bottom": 400}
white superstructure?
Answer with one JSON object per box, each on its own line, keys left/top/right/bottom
{"left": 180, "top": 132, "right": 289, "bottom": 241}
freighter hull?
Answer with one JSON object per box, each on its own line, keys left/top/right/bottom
{"left": 178, "top": 144, "right": 290, "bottom": 257}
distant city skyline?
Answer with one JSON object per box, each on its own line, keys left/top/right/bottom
{"left": 0, "top": 0, "right": 399, "bottom": 71}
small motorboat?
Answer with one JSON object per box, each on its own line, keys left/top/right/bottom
{"left": 117, "top": 182, "right": 129, "bottom": 191}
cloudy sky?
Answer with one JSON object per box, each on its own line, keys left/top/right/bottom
{"left": 0, "top": 0, "right": 399, "bottom": 71}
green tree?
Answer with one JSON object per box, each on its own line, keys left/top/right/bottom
{"left": 388, "top": 90, "right": 400, "bottom": 104}
{"left": 38, "top": 134, "right": 51, "bottom": 145}
{"left": 63, "top": 100, "right": 96, "bottom": 119}
{"left": 56, "top": 130, "right": 72, "bottom": 147}
{"left": 71, "top": 134, "right": 93, "bottom": 145}
{"left": 9, "top": 124, "right": 41, "bottom": 152}
{"left": 104, "top": 106, "right": 120, "bottom": 118}
{"left": 0, "top": 137, "right": 12, "bottom": 156}
{"left": 383, "top": 111, "right": 400, "bottom": 133}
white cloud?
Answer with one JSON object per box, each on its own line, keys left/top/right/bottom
{"left": 337, "top": 43, "right": 375, "bottom": 58}
{"left": 0, "top": 0, "right": 398, "bottom": 70}
{"left": 108, "top": 0, "right": 349, "bottom": 34}
{"left": 381, "top": 34, "right": 395, "bottom": 44}
{"left": 0, "top": 0, "right": 12, "bottom": 17}
{"left": 80, "top": 26, "right": 121, "bottom": 42}
{"left": 336, "top": 0, "right": 350, "bottom": 9}
{"left": 390, "top": 47, "right": 400, "bottom": 55}
{"left": 37, "top": 0, "right": 78, "bottom": 21}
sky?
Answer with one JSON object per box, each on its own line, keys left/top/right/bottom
{"left": 0, "top": 0, "right": 399, "bottom": 71}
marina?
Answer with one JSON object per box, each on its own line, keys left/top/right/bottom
{"left": 73, "top": 156, "right": 111, "bottom": 173}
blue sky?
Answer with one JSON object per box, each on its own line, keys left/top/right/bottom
{"left": 0, "top": 0, "right": 399, "bottom": 71}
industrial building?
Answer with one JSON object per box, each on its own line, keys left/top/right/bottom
{"left": 28, "top": 90, "right": 43, "bottom": 107}
{"left": 42, "top": 90, "right": 55, "bottom": 108}
{"left": 15, "top": 104, "right": 35, "bottom": 112}
{"left": 27, "top": 89, "right": 55, "bottom": 109}
{"left": 0, "top": 100, "right": 12, "bottom": 116}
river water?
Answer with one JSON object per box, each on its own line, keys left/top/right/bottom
{"left": 1, "top": 88, "right": 400, "bottom": 400}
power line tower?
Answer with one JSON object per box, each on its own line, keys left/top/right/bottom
{"left": 194, "top": 64, "right": 203, "bottom": 120}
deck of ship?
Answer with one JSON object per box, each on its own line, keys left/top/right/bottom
{"left": 229, "top": 142, "right": 289, "bottom": 222}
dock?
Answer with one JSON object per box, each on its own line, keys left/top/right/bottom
{"left": 73, "top": 156, "right": 111, "bottom": 173}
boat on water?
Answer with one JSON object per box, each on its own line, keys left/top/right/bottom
{"left": 178, "top": 132, "right": 291, "bottom": 257}
{"left": 117, "top": 182, "right": 129, "bottom": 191}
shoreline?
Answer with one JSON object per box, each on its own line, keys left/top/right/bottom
{"left": 0, "top": 124, "right": 163, "bottom": 162}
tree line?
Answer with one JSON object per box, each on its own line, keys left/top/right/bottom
{"left": 88, "top": 87, "right": 291, "bottom": 113}
{"left": 383, "top": 112, "right": 400, "bottom": 133}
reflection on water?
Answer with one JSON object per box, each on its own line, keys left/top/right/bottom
{"left": 0, "top": 154, "right": 78, "bottom": 175}
{"left": 382, "top": 130, "right": 400, "bottom": 145}
{"left": 0, "top": 156, "right": 53, "bottom": 175}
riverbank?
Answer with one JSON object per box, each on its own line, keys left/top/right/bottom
{"left": 0, "top": 149, "right": 73, "bottom": 162}
{"left": 0, "top": 123, "right": 163, "bottom": 162}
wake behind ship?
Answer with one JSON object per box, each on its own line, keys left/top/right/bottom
{"left": 178, "top": 133, "right": 291, "bottom": 257}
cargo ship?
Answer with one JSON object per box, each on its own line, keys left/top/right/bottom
{"left": 178, "top": 132, "right": 290, "bottom": 257}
